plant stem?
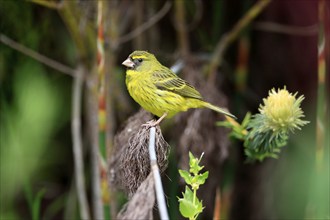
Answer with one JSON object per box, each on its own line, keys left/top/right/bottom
{"left": 316, "top": 0, "right": 327, "bottom": 171}
{"left": 148, "top": 127, "right": 169, "bottom": 220}
{"left": 193, "top": 188, "right": 196, "bottom": 206}
{"left": 0, "top": 34, "right": 75, "bottom": 76}
{"left": 71, "top": 66, "right": 91, "bottom": 220}
{"left": 192, "top": 188, "right": 197, "bottom": 220}
{"left": 104, "top": 1, "right": 119, "bottom": 217}
{"left": 90, "top": 3, "right": 105, "bottom": 220}
{"left": 208, "top": 0, "right": 271, "bottom": 82}
{"left": 175, "top": 0, "right": 190, "bottom": 57}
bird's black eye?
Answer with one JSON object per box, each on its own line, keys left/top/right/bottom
{"left": 137, "top": 58, "right": 143, "bottom": 63}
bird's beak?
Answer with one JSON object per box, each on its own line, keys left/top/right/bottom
{"left": 122, "top": 58, "right": 135, "bottom": 69}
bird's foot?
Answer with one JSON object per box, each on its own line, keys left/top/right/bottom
{"left": 141, "top": 112, "right": 168, "bottom": 128}
{"left": 141, "top": 119, "right": 159, "bottom": 128}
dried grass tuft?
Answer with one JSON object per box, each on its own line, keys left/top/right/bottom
{"left": 109, "top": 109, "right": 170, "bottom": 196}
{"left": 117, "top": 173, "right": 155, "bottom": 220}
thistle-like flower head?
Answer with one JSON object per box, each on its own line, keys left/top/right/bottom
{"left": 259, "top": 87, "right": 309, "bottom": 133}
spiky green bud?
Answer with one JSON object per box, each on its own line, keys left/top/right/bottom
{"left": 259, "top": 87, "right": 309, "bottom": 134}
{"left": 244, "top": 87, "right": 309, "bottom": 161}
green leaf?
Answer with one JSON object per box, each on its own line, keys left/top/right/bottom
{"left": 178, "top": 152, "right": 208, "bottom": 219}
{"left": 194, "top": 197, "right": 204, "bottom": 217}
{"left": 33, "top": 188, "right": 46, "bottom": 220}
{"left": 196, "top": 171, "right": 209, "bottom": 185}
{"left": 215, "top": 121, "right": 231, "bottom": 128}
{"left": 191, "top": 171, "right": 209, "bottom": 190}
{"left": 178, "top": 187, "right": 203, "bottom": 219}
{"left": 179, "top": 170, "right": 192, "bottom": 185}
{"left": 189, "top": 152, "right": 204, "bottom": 175}
{"left": 188, "top": 151, "right": 194, "bottom": 160}
{"left": 241, "top": 112, "right": 252, "bottom": 128}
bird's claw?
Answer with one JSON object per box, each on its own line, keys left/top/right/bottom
{"left": 141, "top": 120, "right": 158, "bottom": 128}
{"left": 141, "top": 112, "right": 167, "bottom": 128}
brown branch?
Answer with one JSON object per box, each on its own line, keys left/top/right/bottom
{"left": 28, "top": 0, "right": 63, "bottom": 9}
{"left": 254, "top": 22, "right": 318, "bottom": 36}
{"left": 0, "top": 34, "right": 75, "bottom": 76}
{"left": 133, "top": 0, "right": 145, "bottom": 49}
{"left": 89, "top": 85, "right": 103, "bottom": 220}
{"left": 104, "top": 1, "right": 119, "bottom": 218}
{"left": 85, "top": 69, "right": 102, "bottom": 220}
{"left": 90, "top": 2, "right": 104, "bottom": 219}
{"left": 213, "top": 187, "right": 221, "bottom": 220}
{"left": 105, "top": 42, "right": 118, "bottom": 220}
{"left": 31, "top": 0, "right": 96, "bottom": 57}
{"left": 175, "top": 0, "right": 190, "bottom": 57}
{"left": 315, "top": 0, "right": 328, "bottom": 170}
{"left": 86, "top": 71, "right": 101, "bottom": 218}
{"left": 117, "top": 1, "right": 172, "bottom": 45}
{"left": 71, "top": 66, "right": 91, "bottom": 220}
{"left": 174, "top": 0, "right": 203, "bottom": 32}
{"left": 208, "top": 0, "right": 271, "bottom": 82}
{"left": 64, "top": 179, "right": 77, "bottom": 220}
{"left": 58, "top": 1, "right": 95, "bottom": 62}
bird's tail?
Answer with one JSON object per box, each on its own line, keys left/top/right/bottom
{"left": 203, "top": 102, "right": 237, "bottom": 119}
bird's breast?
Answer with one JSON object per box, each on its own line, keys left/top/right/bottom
{"left": 125, "top": 70, "right": 198, "bottom": 118}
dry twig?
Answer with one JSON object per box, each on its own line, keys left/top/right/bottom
{"left": 29, "top": 0, "right": 63, "bottom": 9}
{"left": 208, "top": 0, "right": 271, "bottom": 82}
{"left": 104, "top": 1, "right": 119, "bottom": 218}
{"left": 117, "top": 173, "right": 155, "bottom": 220}
{"left": 0, "top": 34, "right": 75, "bottom": 76}
{"left": 71, "top": 66, "right": 91, "bottom": 220}
{"left": 254, "top": 22, "right": 318, "bottom": 36}
{"left": 175, "top": 0, "right": 190, "bottom": 57}
{"left": 90, "top": 2, "right": 105, "bottom": 219}
{"left": 117, "top": 1, "right": 172, "bottom": 44}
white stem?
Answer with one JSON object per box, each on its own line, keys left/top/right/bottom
{"left": 72, "top": 66, "right": 90, "bottom": 220}
{"left": 148, "top": 127, "right": 169, "bottom": 220}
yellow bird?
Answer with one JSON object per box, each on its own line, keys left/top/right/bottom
{"left": 122, "top": 51, "right": 236, "bottom": 126}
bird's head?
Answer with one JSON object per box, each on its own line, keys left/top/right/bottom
{"left": 122, "top": 51, "right": 161, "bottom": 73}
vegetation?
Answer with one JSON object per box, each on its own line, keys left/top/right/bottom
{"left": 178, "top": 152, "right": 209, "bottom": 220}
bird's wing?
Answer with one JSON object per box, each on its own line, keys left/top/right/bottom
{"left": 153, "top": 70, "right": 202, "bottom": 100}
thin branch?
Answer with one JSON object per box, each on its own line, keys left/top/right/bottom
{"left": 90, "top": 122, "right": 103, "bottom": 220}
{"left": 213, "top": 187, "right": 221, "bottom": 220}
{"left": 117, "top": 1, "right": 172, "bottom": 45}
{"left": 85, "top": 70, "right": 102, "bottom": 220}
{"left": 104, "top": 1, "right": 119, "bottom": 218}
{"left": 0, "top": 34, "right": 75, "bottom": 76}
{"left": 28, "top": 0, "right": 64, "bottom": 9}
{"left": 254, "top": 22, "right": 318, "bottom": 36}
{"left": 71, "top": 66, "right": 91, "bottom": 220}
{"left": 133, "top": 0, "right": 145, "bottom": 48}
{"left": 173, "top": 0, "right": 203, "bottom": 32}
{"left": 175, "top": 0, "right": 190, "bottom": 57}
{"left": 208, "top": 0, "right": 271, "bottom": 82}
{"left": 58, "top": 1, "right": 95, "bottom": 62}
{"left": 90, "top": 1, "right": 105, "bottom": 219}
{"left": 315, "top": 0, "right": 328, "bottom": 170}
{"left": 64, "top": 179, "right": 78, "bottom": 220}
{"left": 170, "top": 59, "right": 184, "bottom": 74}
{"left": 148, "top": 127, "right": 169, "bottom": 220}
